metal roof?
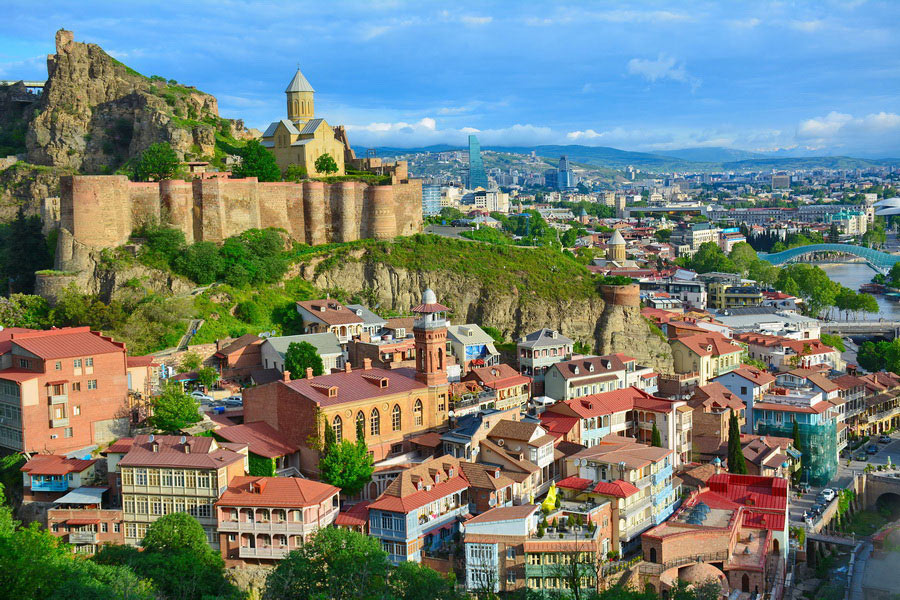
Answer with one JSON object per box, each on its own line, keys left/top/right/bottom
{"left": 299, "top": 118, "right": 325, "bottom": 134}
{"left": 262, "top": 332, "right": 342, "bottom": 359}
{"left": 53, "top": 486, "right": 108, "bottom": 504}
{"left": 285, "top": 67, "right": 315, "bottom": 93}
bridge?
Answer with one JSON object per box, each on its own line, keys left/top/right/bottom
{"left": 821, "top": 321, "right": 900, "bottom": 338}
{"left": 760, "top": 244, "right": 900, "bottom": 275}
{"left": 0, "top": 80, "right": 45, "bottom": 103}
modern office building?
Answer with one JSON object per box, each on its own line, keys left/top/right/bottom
{"left": 422, "top": 183, "right": 441, "bottom": 217}
{"left": 467, "top": 135, "right": 489, "bottom": 190}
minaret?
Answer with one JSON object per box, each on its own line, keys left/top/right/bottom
{"left": 412, "top": 288, "right": 449, "bottom": 387}
{"left": 285, "top": 66, "right": 315, "bottom": 124}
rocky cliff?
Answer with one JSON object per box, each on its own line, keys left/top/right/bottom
{"left": 0, "top": 29, "right": 251, "bottom": 216}
{"left": 301, "top": 257, "right": 674, "bottom": 373}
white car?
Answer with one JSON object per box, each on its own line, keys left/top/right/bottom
{"left": 190, "top": 391, "right": 213, "bottom": 402}
{"left": 820, "top": 488, "right": 836, "bottom": 502}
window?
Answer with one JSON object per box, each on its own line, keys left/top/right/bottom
{"left": 101, "top": 522, "right": 108, "bottom": 533}
{"left": 74, "top": 359, "right": 82, "bottom": 369}
{"left": 64, "top": 427, "right": 73, "bottom": 438}
{"left": 507, "top": 547, "right": 516, "bottom": 559}
{"left": 229, "top": 534, "right": 236, "bottom": 542}
{"left": 113, "top": 523, "right": 120, "bottom": 533}
{"left": 173, "top": 470, "right": 185, "bottom": 487}
{"left": 392, "top": 405, "right": 401, "bottom": 431}
{"left": 507, "top": 572, "right": 516, "bottom": 584}
{"left": 73, "top": 405, "right": 80, "bottom": 416}
{"left": 356, "top": 411, "right": 365, "bottom": 437}
{"left": 381, "top": 515, "right": 394, "bottom": 530}
{"left": 72, "top": 382, "right": 81, "bottom": 392}
{"left": 85, "top": 357, "right": 93, "bottom": 367}
{"left": 87, "top": 380, "right": 97, "bottom": 390}
{"left": 55, "top": 361, "right": 61, "bottom": 370}
{"left": 134, "top": 469, "right": 147, "bottom": 486}
{"left": 332, "top": 416, "right": 342, "bottom": 443}
{"left": 18, "top": 359, "right": 28, "bottom": 369}
{"left": 148, "top": 469, "right": 159, "bottom": 486}
{"left": 197, "top": 472, "right": 210, "bottom": 488}
{"left": 162, "top": 470, "right": 173, "bottom": 486}
{"left": 370, "top": 408, "right": 380, "bottom": 436}
{"left": 414, "top": 399, "right": 423, "bottom": 427}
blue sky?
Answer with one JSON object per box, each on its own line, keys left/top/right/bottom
{"left": 3, "top": 1, "right": 900, "bottom": 155}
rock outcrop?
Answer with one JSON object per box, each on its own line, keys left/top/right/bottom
{"left": 302, "top": 258, "right": 674, "bottom": 373}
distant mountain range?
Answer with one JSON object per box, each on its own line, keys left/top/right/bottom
{"left": 351, "top": 143, "right": 900, "bottom": 172}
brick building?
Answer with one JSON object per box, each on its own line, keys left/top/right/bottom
{"left": 463, "top": 364, "right": 531, "bottom": 411}
{"left": 21, "top": 454, "right": 98, "bottom": 502}
{"left": 462, "top": 504, "right": 542, "bottom": 593}
{"left": 47, "top": 487, "right": 123, "bottom": 555}
{"left": 244, "top": 289, "right": 453, "bottom": 483}
{"left": 0, "top": 326, "right": 130, "bottom": 454}
{"left": 215, "top": 476, "right": 339, "bottom": 565}
{"left": 213, "top": 334, "right": 262, "bottom": 379}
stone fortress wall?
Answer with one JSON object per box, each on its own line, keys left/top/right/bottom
{"left": 54, "top": 174, "right": 422, "bottom": 271}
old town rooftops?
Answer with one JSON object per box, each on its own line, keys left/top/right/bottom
{"left": 281, "top": 365, "right": 426, "bottom": 407}
{"left": 118, "top": 435, "right": 246, "bottom": 469}
{"left": 295, "top": 300, "right": 365, "bottom": 326}
{"left": 517, "top": 328, "right": 574, "bottom": 348}
{"left": 730, "top": 367, "right": 776, "bottom": 386}
{"left": 552, "top": 355, "right": 628, "bottom": 379}
{"left": 674, "top": 332, "right": 742, "bottom": 357}
{"left": 689, "top": 383, "right": 745, "bottom": 413}
{"left": 552, "top": 386, "right": 679, "bottom": 419}
{"left": 215, "top": 476, "right": 337, "bottom": 508}
{"left": 369, "top": 456, "right": 467, "bottom": 513}
{"left": 464, "top": 504, "right": 539, "bottom": 525}
{"left": 4, "top": 326, "right": 126, "bottom": 359}
{"left": 213, "top": 422, "right": 297, "bottom": 458}
{"left": 570, "top": 434, "right": 672, "bottom": 469}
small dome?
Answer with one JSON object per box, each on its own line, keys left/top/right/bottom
{"left": 712, "top": 457, "right": 722, "bottom": 465}
{"left": 782, "top": 461, "right": 789, "bottom": 469}
{"left": 422, "top": 288, "right": 437, "bottom": 305}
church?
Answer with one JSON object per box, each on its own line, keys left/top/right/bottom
{"left": 260, "top": 66, "right": 347, "bottom": 176}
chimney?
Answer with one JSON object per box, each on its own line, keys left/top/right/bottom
{"left": 363, "top": 358, "right": 372, "bottom": 370}
{"left": 344, "top": 363, "right": 352, "bottom": 373}
{"left": 283, "top": 370, "right": 291, "bottom": 382}
{"left": 184, "top": 442, "right": 191, "bottom": 454}
{"left": 306, "top": 367, "right": 314, "bottom": 379}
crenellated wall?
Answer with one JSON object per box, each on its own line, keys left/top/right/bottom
{"left": 56, "top": 175, "right": 422, "bottom": 270}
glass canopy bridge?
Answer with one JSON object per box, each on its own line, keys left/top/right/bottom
{"left": 760, "top": 243, "right": 900, "bottom": 275}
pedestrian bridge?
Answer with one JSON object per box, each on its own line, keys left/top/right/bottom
{"left": 821, "top": 321, "right": 900, "bottom": 338}
{"left": 760, "top": 244, "right": 900, "bottom": 274}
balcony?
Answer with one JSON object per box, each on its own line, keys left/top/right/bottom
{"left": 50, "top": 417, "right": 69, "bottom": 428}
{"left": 238, "top": 546, "right": 291, "bottom": 559}
{"left": 619, "top": 517, "right": 653, "bottom": 541}
{"left": 49, "top": 394, "right": 68, "bottom": 405}
{"left": 69, "top": 531, "right": 97, "bottom": 544}
{"left": 31, "top": 478, "right": 68, "bottom": 492}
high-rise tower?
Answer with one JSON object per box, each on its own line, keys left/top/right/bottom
{"left": 467, "top": 134, "right": 488, "bottom": 190}
{"left": 412, "top": 288, "right": 449, "bottom": 387}
{"left": 285, "top": 66, "right": 315, "bottom": 124}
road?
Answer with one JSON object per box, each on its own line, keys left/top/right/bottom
{"left": 788, "top": 431, "right": 900, "bottom": 527}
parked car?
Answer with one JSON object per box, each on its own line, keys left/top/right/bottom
{"left": 856, "top": 453, "right": 869, "bottom": 462}
{"left": 190, "top": 391, "right": 213, "bottom": 402}
{"left": 820, "top": 488, "right": 836, "bottom": 502}
{"left": 879, "top": 435, "right": 892, "bottom": 444}
{"left": 867, "top": 444, "right": 879, "bottom": 455}
{"left": 222, "top": 396, "right": 243, "bottom": 407}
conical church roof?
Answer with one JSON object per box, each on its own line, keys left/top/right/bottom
{"left": 285, "top": 67, "right": 315, "bottom": 93}
{"left": 609, "top": 230, "right": 626, "bottom": 246}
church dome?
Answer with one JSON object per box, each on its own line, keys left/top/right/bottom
{"left": 423, "top": 288, "right": 437, "bottom": 305}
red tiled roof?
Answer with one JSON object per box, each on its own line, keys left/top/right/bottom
{"left": 9, "top": 327, "right": 125, "bottom": 359}
{"left": 368, "top": 475, "right": 467, "bottom": 513}
{"left": 465, "top": 504, "right": 539, "bottom": 524}
{"left": 126, "top": 355, "right": 158, "bottom": 368}
{"left": 369, "top": 456, "right": 468, "bottom": 513}
{"left": 730, "top": 367, "right": 776, "bottom": 386}
{"left": 674, "top": 332, "right": 742, "bottom": 358}
{"left": 464, "top": 363, "right": 531, "bottom": 389}
{"left": 296, "top": 300, "right": 365, "bottom": 326}
{"left": 593, "top": 480, "right": 639, "bottom": 498}
{"left": 103, "top": 438, "right": 134, "bottom": 454}
{"left": 552, "top": 355, "right": 627, "bottom": 380}
{"left": 0, "top": 368, "right": 41, "bottom": 382}
{"left": 214, "top": 334, "right": 261, "bottom": 357}
{"left": 118, "top": 435, "right": 246, "bottom": 469}
{"left": 216, "top": 476, "right": 338, "bottom": 508}
{"left": 539, "top": 413, "right": 578, "bottom": 439}
{"left": 706, "top": 472, "right": 787, "bottom": 511}
{"left": 21, "top": 455, "right": 96, "bottom": 476}
{"left": 214, "top": 422, "right": 297, "bottom": 458}
{"left": 279, "top": 366, "right": 427, "bottom": 407}
{"left": 335, "top": 501, "right": 370, "bottom": 527}
{"left": 556, "top": 476, "right": 593, "bottom": 491}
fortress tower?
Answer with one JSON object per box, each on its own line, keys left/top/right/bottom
{"left": 285, "top": 66, "right": 315, "bottom": 124}
{"left": 412, "top": 289, "right": 449, "bottom": 387}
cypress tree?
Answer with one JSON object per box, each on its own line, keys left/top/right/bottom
{"left": 651, "top": 422, "right": 662, "bottom": 447}
{"left": 728, "top": 411, "right": 748, "bottom": 474}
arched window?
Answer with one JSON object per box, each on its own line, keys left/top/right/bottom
{"left": 392, "top": 405, "right": 402, "bottom": 431}
{"left": 414, "top": 399, "right": 423, "bottom": 427}
{"left": 356, "top": 411, "right": 365, "bottom": 438}
{"left": 292, "top": 99, "right": 299, "bottom": 114}
{"left": 370, "top": 408, "right": 380, "bottom": 437}
{"left": 332, "top": 416, "right": 342, "bottom": 443}
{"left": 438, "top": 347, "right": 444, "bottom": 369}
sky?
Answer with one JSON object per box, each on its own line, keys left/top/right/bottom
{"left": 3, "top": 0, "right": 900, "bottom": 156}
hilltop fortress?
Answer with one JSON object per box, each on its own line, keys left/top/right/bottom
{"left": 51, "top": 65, "right": 422, "bottom": 274}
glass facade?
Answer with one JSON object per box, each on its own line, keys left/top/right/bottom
{"left": 467, "top": 135, "right": 488, "bottom": 190}
{"left": 422, "top": 184, "right": 441, "bottom": 217}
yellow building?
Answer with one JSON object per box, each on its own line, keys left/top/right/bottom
{"left": 670, "top": 332, "right": 743, "bottom": 386}
{"left": 707, "top": 283, "right": 764, "bottom": 310}
{"left": 261, "top": 67, "right": 346, "bottom": 176}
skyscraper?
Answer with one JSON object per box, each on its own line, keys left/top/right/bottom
{"left": 422, "top": 184, "right": 441, "bottom": 217}
{"left": 467, "top": 134, "right": 488, "bottom": 190}
{"left": 557, "top": 155, "right": 575, "bottom": 190}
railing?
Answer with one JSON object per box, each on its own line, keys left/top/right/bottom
{"left": 238, "top": 546, "right": 291, "bottom": 559}
{"left": 638, "top": 550, "right": 730, "bottom": 574}
{"left": 50, "top": 394, "right": 68, "bottom": 405}
{"left": 69, "top": 531, "right": 97, "bottom": 544}
{"left": 619, "top": 516, "right": 653, "bottom": 541}
{"left": 50, "top": 417, "right": 69, "bottom": 428}
{"left": 219, "top": 509, "right": 337, "bottom": 534}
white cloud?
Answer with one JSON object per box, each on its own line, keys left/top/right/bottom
{"left": 438, "top": 106, "right": 471, "bottom": 115}
{"left": 626, "top": 53, "right": 701, "bottom": 90}
{"left": 345, "top": 118, "right": 557, "bottom": 147}
{"left": 791, "top": 19, "right": 825, "bottom": 33}
{"left": 796, "top": 111, "right": 900, "bottom": 150}
{"left": 460, "top": 15, "right": 492, "bottom": 26}
{"left": 729, "top": 17, "right": 761, "bottom": 29}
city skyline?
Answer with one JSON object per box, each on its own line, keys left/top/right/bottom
{"left": 3, "top": 1, "right": 900, "bottom": 156}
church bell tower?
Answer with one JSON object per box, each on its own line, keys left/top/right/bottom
{"left": 285, "top": 66, "right": 315, "bottom": 124}
{"left": 412, "top": 288, "right": 449, "bottom": 387}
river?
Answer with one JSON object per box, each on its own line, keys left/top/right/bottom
{"left": 820, "top": 262, "right": 900, "bottom": 320}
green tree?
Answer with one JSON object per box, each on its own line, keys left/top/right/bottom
{"left": 793, "top": 419, "right": 802, "bottom": 457}
{"left": 820, "top": 333, "right": 846, "bottom": 353}
{"left": 179, "top": 351, "right": 202, "bottom": 372}
{"left": 284, "top": 341, "right": 324, "bottom": 379}
{"left": 387, "top": 561, "right": 465, "bottom": 600}
{"left": 136, "top": 224, "right": 186, "bottom": 269}
{"left": 172, "top": 241, "right": 223, "bottom": 284}
{"left": 263, "top": 528, "right": 390, "bottom": 600}
{"left": 1, "top": 210, "right": 52, "bottom": 294}
{"left": 727, "top": 411, "right": 748, "bottom": 474}
{"left": 282, "top": 163, "right": 308, "bottom": 182}
{"left": 149, "top": 382, "right": 201, "bottom": 432}
{"left": 196, "top": 366, "right": 220, "bottom": 390}
{"left": 684, "top": 241, "right": 738, "bottom": 274}
{"left": 0, "top": 294, "right": 50, "bottom": 329}
{"left": 729, "top": 242, "right": 758, "bottom": 273}
{"left": 747, "top": 259, "right": 779, "bottom": 286}
{"left": 233, "top": 140, "right": 281, "bottom": 182}
{"left": 651, "top": 422, "right": 662, "bottom": 447}
{"left": 314, "top": 153, "right": 339, "bottom": 176}
{"left": 318, "top": 419, "right": 374, "bottom": 496}
{"left": 133, "top": 142, "right": 180, "bottom": 181}
{"left": 140, "top": 512, "right": 210, "bottom": 554}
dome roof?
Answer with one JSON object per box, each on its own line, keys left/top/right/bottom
{"left": 423, "top": 288, "right": 437, "bottom": 305}
{"left": 609, "top": 230, "right": 626, "bottom": 246}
